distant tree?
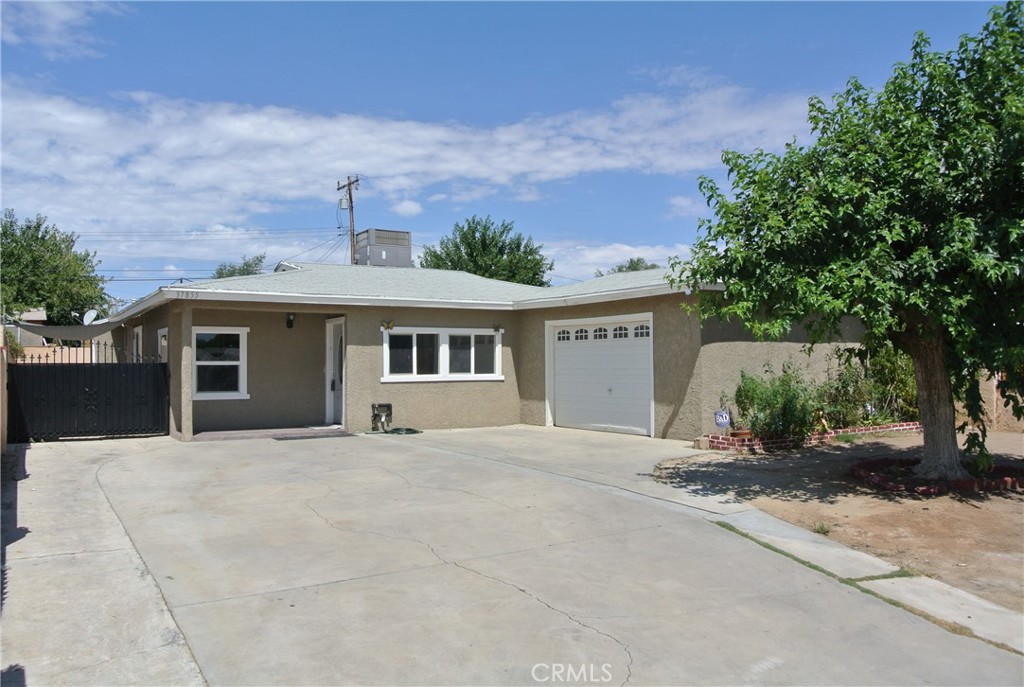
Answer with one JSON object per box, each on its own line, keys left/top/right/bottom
{"left": 0, "top": 209, "right": 109, "bottom": 324}
{"left": 595, "top": 257, "right": 662, "bottom": 277}
{"left": 670, "top": 3, "right": 1023, "bottom": 480}
{"left": 419, "top": 215, "right": 553, "bottom": 286}
{"left": 212, "top": 253, "right": 266, "bottom": 279}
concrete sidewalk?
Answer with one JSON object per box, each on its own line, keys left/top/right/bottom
{"left": 2, "top": 426, "right": 1022, "bottom": 685}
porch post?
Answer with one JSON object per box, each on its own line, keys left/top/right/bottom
{"left": 179, "top": 305, "right": 194, "bottom": 441}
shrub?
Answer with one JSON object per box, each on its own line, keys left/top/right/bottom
{"left": 867, "top": 345, "right": 918, "bottom": 422}
{"left": 734, "top": 363, "right": 816, "bottom": 443}
{"left": 4, "top": 330, "right": 24, "bottom": 359}
{"left": 816, "top": 357, "right": 872, "bottom": 429}
{"left": 726, "top": 347, "right": 919, "bottom": 444}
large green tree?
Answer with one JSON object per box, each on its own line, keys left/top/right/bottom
{"left": 595, "top": 257, "right": 662, "bottom": 277}
{"left": 671, "top": 3, "right": 1023, "bottom": 480}
{"left": 212, "top": 253, "right": 266, "bottom": 279}
{"left": 1, "top": 209, "right": 109, "bottom": 324}
{"left": 420, "top": 215, "right": 553, "bottom": 286}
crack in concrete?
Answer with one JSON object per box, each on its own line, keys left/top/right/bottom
{"left": 453, "top": 561, "right": 634, "bottom": 687}
{"left": 375, "top": 464, "right": 523, "bottom": 513}
{"left": 64, "top": 636, "right": 202, "bottom": 683}
{"left": 301, "top": 488, "right": 633, "bottom": 685}
{"left": 93, "top": 457, "right": 209, "bottom": 686}
{"left": 6, "top": 546, "right": 132, "bottom": 562}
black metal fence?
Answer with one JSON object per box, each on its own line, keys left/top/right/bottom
{"left": 6, "top": 357, "right": 169, "bottom": 442}
{"left": 8, "top": 342, "right": 160, "bottom": 365}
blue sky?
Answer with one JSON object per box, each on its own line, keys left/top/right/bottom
{"left": 1, "top": 1, "right": 997, "bottom": 307}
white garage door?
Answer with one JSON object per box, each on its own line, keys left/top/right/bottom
{"left": 551, "top": 318, "right": 653, "bottom": 436}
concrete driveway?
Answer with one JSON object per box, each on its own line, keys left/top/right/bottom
{"left": 2, "top": 425, "right": 1022, "bottom": 686}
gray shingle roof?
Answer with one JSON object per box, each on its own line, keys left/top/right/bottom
{"left": 114, "top": 262, "right": 681, "bottom": 320}
{"left": 185, "top": 262, "right": 548, "bottom": 305}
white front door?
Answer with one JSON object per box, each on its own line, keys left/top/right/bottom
{"left": 549, "top": 315, "right": 653, "bottom": 436}
{"left": 325, "top": 318, "right": 346, "bottom": 426}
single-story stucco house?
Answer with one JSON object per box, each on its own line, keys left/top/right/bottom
{"left": 91, "top": 259, "right": 857, "bottom": 442}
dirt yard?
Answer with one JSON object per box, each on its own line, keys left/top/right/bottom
{"left": 654, "top": 432, "right": 1024, "bottom": 613}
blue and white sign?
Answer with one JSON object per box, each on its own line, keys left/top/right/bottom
{"left": 714, "top": 410, "right": 731, "bottom": 428}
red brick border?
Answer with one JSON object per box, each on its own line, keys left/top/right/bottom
{"left": 701, "top": 422, "right": 923, "bottom": 452}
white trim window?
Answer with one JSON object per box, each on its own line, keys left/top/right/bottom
{"left": 382, "top": 326, "right": 503, "bottom": 382}
{"left": 156, "top": 327, "right": 169, "bottom": 364}
{"left": 132, "top": 326, "right": 144, "bottom": 362}
{"left": 193, "top": 326, "right": 250, "bottom": 400}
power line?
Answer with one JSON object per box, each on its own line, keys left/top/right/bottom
{"left": 277, "top": 236, "right": 342, "bottom": 263}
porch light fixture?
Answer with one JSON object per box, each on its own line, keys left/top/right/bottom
{"left": 286, "top": 313, "right": 296, "bottom": 328}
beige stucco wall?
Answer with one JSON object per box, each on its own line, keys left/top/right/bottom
{"left": 514, "top": 293, "right": 705, "bottom": 439}
{"left": 189, "top": 305, "right": 334, "bottom": 433}
{"left": 120, "top": 292, "right": 862, "bottom": 441}
{"left": 122, "top": 301, "right": 522, "bottom": 436}
{"left": 343, "top": 306, "right": 521, "bottom": 433}
{"left": 515, "top": 295, "right": 860, "bottom": 441}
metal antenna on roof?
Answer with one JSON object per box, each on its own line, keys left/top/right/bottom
{"left": 337, "top": 176, "right": 360, "bottom": 265}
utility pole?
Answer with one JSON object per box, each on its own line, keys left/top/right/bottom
{"left": 337, "top": 175, "right": 359, "bottom": 264}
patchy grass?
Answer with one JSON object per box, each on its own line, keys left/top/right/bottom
{"left": 811, "top": 522, "right": 832, "bottom": 536}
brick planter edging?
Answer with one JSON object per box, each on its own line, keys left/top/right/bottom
{"left": 850, "top": 457, "right": 1024, "bottom": 495}
{"left": 701, "top": 422, "right": 923, "bottom": 452}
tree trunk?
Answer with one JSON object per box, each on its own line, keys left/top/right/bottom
{"left": 906, "top": 335, "right": 969, "bottom": 480}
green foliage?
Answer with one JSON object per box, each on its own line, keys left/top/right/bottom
{"left": 733, "top": 364, "right": 817, "bottom": 443}
{"left": 595, "top": 257, "right": 661, "bottom": 277}
{"left": 419, "top": 215, "right": 553, "bottom": 286}
{"left": 866, "top": 345, "right": 919, "bottom": 421}
{"left": 4, "top": 330, "right": 25, "bottom": 359}
{"left": 816, "top": 359, "right": 873, "bottom": 429}
{"left": 670, "top": 4, "right": 1024, "bottom": 470}
{"left": 1, "top": 209, "right": 109, "bottom": 324}
{"left": 729, "top": 350, "right": 919, "bottom": 442}
{"left": 816, "top": 345, "right": 918, "bottom": 428}
{"left": 212, "top": 253, "right": 266, "bottom": 279}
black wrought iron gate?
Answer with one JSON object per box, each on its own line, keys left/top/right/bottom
{"left": 7, "top": 362, "right": 169, "bottom": 442}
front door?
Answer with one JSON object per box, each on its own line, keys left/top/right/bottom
{"left": 325, "top": 318, "right": 346, "bottom": 426}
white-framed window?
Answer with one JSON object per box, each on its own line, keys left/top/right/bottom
{"left": 193, "top": 326, "right": 250, "bottom": 400}
{"left": 382, "top": 326, "right": 503, "bottom": 382}
{"left": 634, "top": 324, "right": 651, "bottom": 338}
{"left": 574, "top": 328, "right": 589, "bottom": 341}
{"left": 156, "top": 327, "right": 169, "bottom": 364}
{"left": 556, "top": 329, "right": 571, "bottom": 342}
{"left": 612, "top": 325, "right": 629, "bottom": 339}
{"left": 132, "top": 326, "right": 144, "bottom": 362}
{"left": 593, "top": 327, "right": 608, "bottom": 340}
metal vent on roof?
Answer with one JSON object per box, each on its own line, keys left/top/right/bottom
{"left": 354, "top": 229, "right": 413, "bottom": 267}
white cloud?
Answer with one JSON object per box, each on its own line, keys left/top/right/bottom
{"left": 544, "top": 241, "right": 691, "bottom": 283}
{"left": 1, "top": 2, "right": 123, "bottom": 60}
{"left": 667, "top": 195, "right": 705, "bottom": 218}
{"left": 1, "top": 72, "right": 807, "bottom": 272}
{"left": 390, "top": 199, "right": 423, "bottom": 217}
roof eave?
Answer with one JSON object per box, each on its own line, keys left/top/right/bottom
{"left": 158, "top": 287, "right": 518, "bottom": 311}
{"left": 514, "top": 283, "right": 680, "bottom": 310}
